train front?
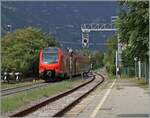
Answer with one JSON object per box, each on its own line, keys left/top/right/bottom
{"left": 39, "top": 47, "right": 60, "bottom": 81}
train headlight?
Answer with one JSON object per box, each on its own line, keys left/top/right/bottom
{"left": 39, "top": 69, "right": 44, "bottom": 73}
{"left": 47, "top": 71, "right": 52, "bottom": 77}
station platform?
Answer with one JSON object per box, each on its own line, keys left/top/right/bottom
{"left": 64, "top": 74, "right": 149, "bottom": 118}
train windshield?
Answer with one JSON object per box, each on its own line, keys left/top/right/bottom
{"left": 42, "top": 53, "right": 58, "bottom": 64}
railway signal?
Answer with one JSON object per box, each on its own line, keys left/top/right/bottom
{"left": 81, "top": 16, "right": 120, "bottom": 79}
{"left": 82, "top": 31, "right": 89, "bottom": 48}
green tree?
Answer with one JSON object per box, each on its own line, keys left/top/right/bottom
{"left": 79, "top": 48, "right": 104, "bottom": 69}
{"left": 121, "top": 47, "right": 134, "bottom": 67}
{"left": 115, "top": 1, "right": 149, "bottom": 61}
{"left": 103, "top": 35, "right": 117, "bottom": 74}
{"left": 1, "top": 27, "right": 59, "bottom": 77}
{"left": 91, "top": 51, "right": 104, "bottom": 69}
{"left": 79, "top": 48, "right": 91, "bottom": 56}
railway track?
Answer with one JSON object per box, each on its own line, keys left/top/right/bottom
{"left": 10, "top": 73, "right": 104, "bottom": 117}
{"left": 2, "top": 80, "right": 44, "bottom": 91}
{"left": 1, "top": 82, "right": 50, "bottom": 97}
{"left": 1, "top": 75, "right": 89, "bottom": 97}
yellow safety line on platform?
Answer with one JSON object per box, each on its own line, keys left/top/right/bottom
{"left": 90, "top": 79, "right": 116, "bottom": 118}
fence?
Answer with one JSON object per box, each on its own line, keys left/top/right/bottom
{"left": 121, "top": 60, "right": 149, "bottom": 83}
{"left": 121, "top": 66, "right": 135, "bottom": 78}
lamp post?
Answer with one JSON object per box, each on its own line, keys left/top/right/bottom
{"left": 134, "top": 57, "right": 137, "bottom": 78}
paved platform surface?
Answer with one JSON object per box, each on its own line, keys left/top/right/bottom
{"left": 64, "top": 72, "right": 149, "bottom": 118}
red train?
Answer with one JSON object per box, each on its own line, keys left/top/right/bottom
{"left": 39, "top": 47, "right": 90, "bottom": 81}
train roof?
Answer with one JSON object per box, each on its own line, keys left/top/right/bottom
{"left": 42, "top": 47, "right": 88, "bottom": 57}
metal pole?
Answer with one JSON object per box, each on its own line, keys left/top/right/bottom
{"left": 117, "top": 33, "right": 120, "bottom": 79}
{"left": 116, "top": 50, "right": 118, "bottom": 79}
{"left": 116, "top": 33, "right": 120, "bottom": 79}
{"left": 69, "top": 56, "right": 72, "bottom": 80}
{"left": 69, "top": 48, "right": 73, "bottom": 80}
{"left": 81, "top": 72, "right": 84, "bottom": 80}
{"left": 117, "top": 33, "right": 122, "bottom": 78}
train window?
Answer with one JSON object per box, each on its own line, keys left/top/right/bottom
{"left": 43, "top": 47, "right": 58, "bottom": 53}
{"left": 42, "top": 53, "right": 58, "bottom": 64}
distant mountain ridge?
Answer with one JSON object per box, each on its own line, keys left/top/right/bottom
{"left": 2, "top": 1, "right": 118, "bottom": 51}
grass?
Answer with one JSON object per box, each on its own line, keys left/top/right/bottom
{"left": 108, "top": 74, "right": 116, "bottom": 80}
{"left": 1, "top": 79, "right": 44, "bottom": 89}
{"left": 130, "top": 78, "right": 148, "bottom": 90}
{"left": 1, "top": 79, "right": 85, "bottom": 114}
{"left": 107, "top": 73, "right": 148, "bottom": 91}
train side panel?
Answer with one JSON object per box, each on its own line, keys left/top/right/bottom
{"left": 39, "top": 47, "right": 90, "bottom": 81}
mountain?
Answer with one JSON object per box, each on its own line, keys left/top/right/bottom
{"left": 1, "top": 1, "right": 118, "bottom": 51}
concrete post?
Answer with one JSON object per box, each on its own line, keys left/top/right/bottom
{"left": 145, "top": 61, "right": 147, "bottom": 82}
{"left": 135, "top": 62, "right": 136, "bottom": 77}
{"left": 138, "top": 60, "right": 141, "bottom": 79}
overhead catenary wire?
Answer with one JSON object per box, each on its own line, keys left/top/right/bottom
{"left": 59, "top": 41, "right": 116, "bottom": 46}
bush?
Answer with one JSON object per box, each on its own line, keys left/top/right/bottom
{"left": 1, "top": 27, "right": 59, "bottom": 77}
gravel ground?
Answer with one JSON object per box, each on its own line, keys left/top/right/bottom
{"left": 27, "top": 75, "right": 102, "bottom": 117}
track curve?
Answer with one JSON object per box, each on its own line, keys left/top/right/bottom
{"left": 10, "top": 72, "right": 104, "bottom": 117}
